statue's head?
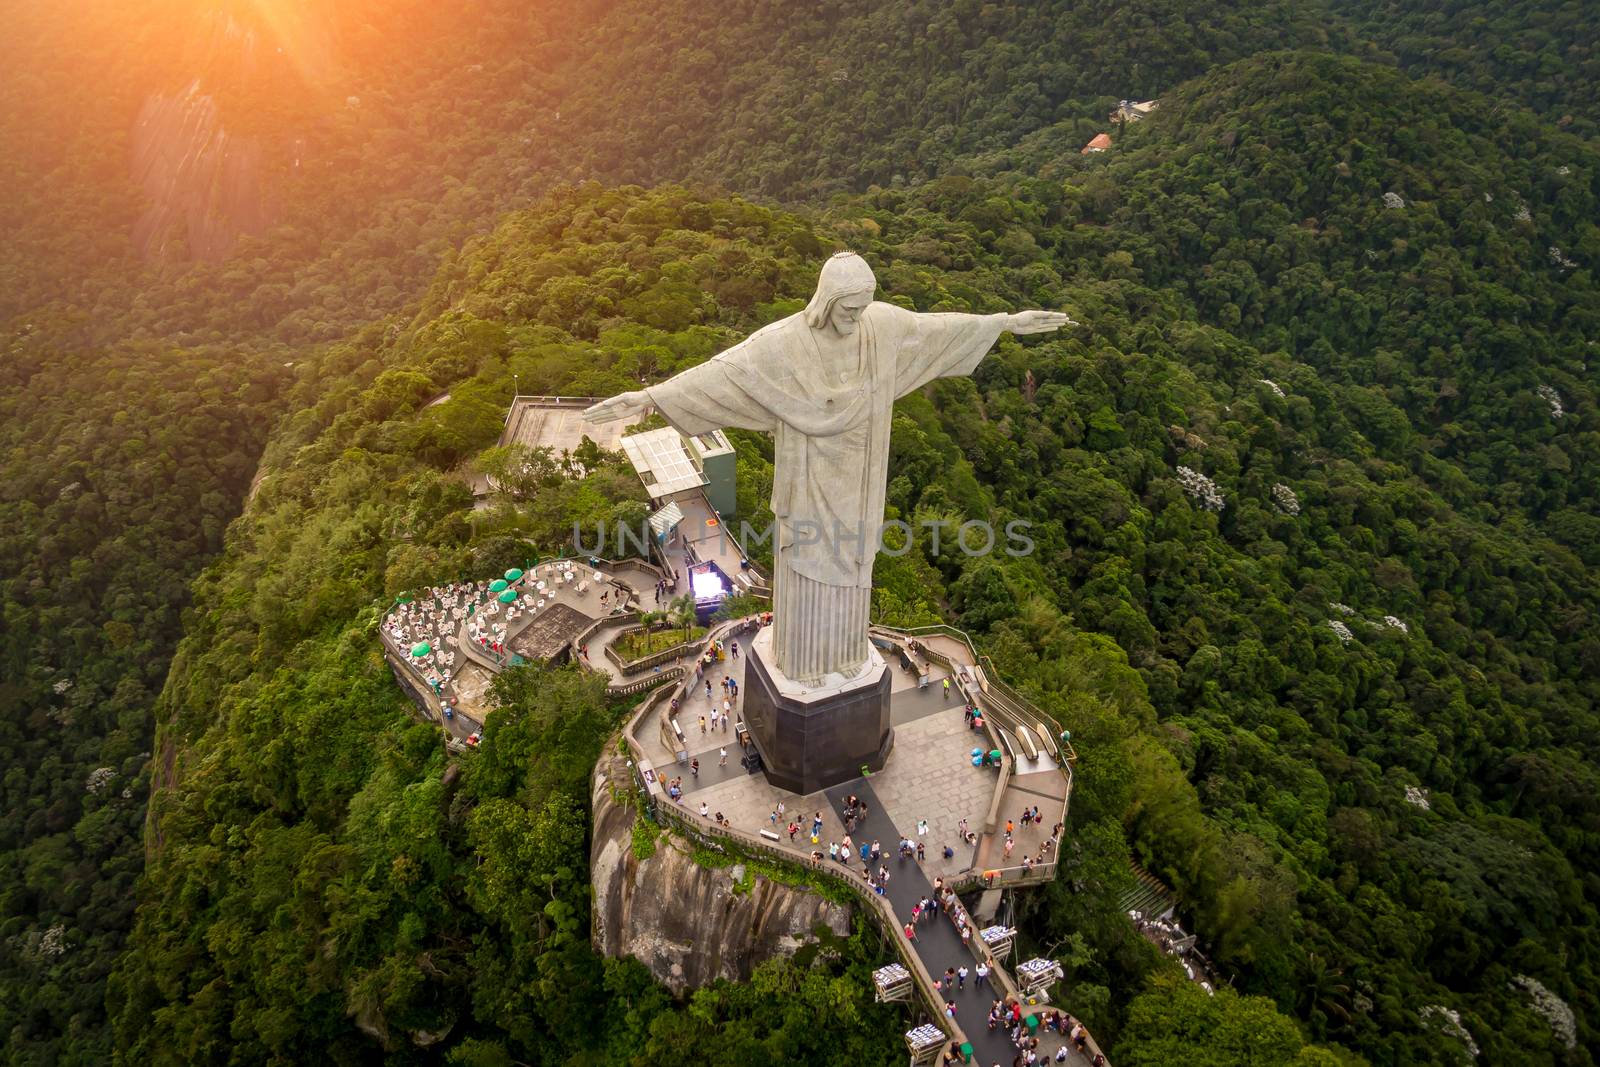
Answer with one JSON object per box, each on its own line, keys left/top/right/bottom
{"left": 804, "top": 251, "right": 876, "bottom": 336}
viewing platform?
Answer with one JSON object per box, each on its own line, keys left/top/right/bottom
{"left": 615, "top": 618, "right": 1103, "bottom": 1066}
{"left": 380, "top": 556, "right": 1102, "bottom": 1063}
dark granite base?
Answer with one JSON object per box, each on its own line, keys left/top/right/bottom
{"left": 741, "top": 647, "right": 893, "bottom": 794}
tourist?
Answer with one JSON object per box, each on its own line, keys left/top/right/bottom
{"left": 828, "top": 841, "right": 839, "bottom": 862}
{"left": 942, "top": 677, "right": 951, "bottom": 696}
{"left": 904, "top": 922, "right": 916, "bottom": 942}
{"left": 788, "top": 822, "right": 800, "bottom": 842}
{"left": 715, "top": 812, "right": 725, "bottom": 826}
{"left": 1004, "top": 837, "right": 1015, "bottom": 860}
{"left": 916, "top": 840, "right": 926, "bottom": 862}
{"left": 944, "top": 1000, "right": 957, "bottom": 1019}
{"left": 719, "top": 746, "right": 728, "bottom": 766}
{"left": 690, "top": 757, "right": 699, "bottom": 778}
{"left": 941, "top": 968, "right": 956, "bottom": 992}
{"left": 699, "top": 802, "right": 709, "bottom": 818}
{"left": 976, "top": 961, "right": 989, "bottom": 988}
{"left": 698, "top": 715, "right": 707, "bottom": 734}
{"left": 957, "top": 965, "right": 968, "bottom": 990}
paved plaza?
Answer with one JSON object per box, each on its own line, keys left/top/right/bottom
{"left": 635, "top": 632, "right": 1067, "bottom": 889}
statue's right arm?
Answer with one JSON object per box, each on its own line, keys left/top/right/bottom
{"left": 583, "top": 390, "right": 651, "bottom": 424}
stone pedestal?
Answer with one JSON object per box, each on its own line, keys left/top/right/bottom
{"left": 741, "top": 627, "right": 893, "bottom": 794}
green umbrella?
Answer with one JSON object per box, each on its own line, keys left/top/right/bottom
{"left": 505, "top": 568, "right": 523, "bottom": 582}
{"left": 411, "top": 642, "right": 431, "bottom": 657}
{"left": 497, "top": 589, "right": 517, "bottom": 604}
{"left": 489, "top": 579, "right": 509, "bottom": 593}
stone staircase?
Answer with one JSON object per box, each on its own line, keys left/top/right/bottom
{"left": 1118, "top": 862, "right": 1176, "bottom": 920}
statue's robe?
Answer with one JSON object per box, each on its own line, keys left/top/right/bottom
{"left": 648, "top": 301, "right": 1007, "bottom": 682}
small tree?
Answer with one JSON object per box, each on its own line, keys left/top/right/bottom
{"left": 668, "top": 593, "right": 696, "bottom": 644}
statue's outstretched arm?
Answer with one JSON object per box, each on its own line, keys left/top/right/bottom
{"left": 1003, "top": 310, "right": 1077, "bottom": 334}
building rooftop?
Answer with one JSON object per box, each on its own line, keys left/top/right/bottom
{"left": 501, "top": 395, "right": 629, "bottom": 455}
{"left": 622, "top": 427, "right": 709, "bottom": 501}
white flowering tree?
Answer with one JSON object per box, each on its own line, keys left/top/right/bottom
{"left": 1176, "top": 466, "right": 1225, "bottom": 511}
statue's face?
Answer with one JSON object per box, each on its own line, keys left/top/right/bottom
{"left": 827, "top": 292, "right": 872, "bottom": 335}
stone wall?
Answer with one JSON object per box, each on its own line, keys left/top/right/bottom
{"left": 589, "top": 748, "right": 851, "bottom": 995}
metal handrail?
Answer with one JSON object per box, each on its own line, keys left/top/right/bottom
{"left": 895, "top": 624, "right": 1078, "bottom": 766}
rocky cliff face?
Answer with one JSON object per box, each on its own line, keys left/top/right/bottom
{"left": 591, "top": 748, "right": 851, "bottom": 994}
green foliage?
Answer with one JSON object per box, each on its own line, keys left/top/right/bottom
{"left": 99, "top": 189, "right": 910, "bottom": 1066}
{"left": 1118, "top": 972, "right": 1320, "bottom": 1066}
{"left": 0, "top": 341, "right": 284, "bottom": 1062}
{"left": 1, "top": 5, "right": 1596, "bottom": 1059}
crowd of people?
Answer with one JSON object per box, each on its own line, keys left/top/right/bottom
{"left": 996, "top": 807, "right": 1063, "bottom": 876}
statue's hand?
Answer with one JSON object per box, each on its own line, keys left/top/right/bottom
{"left": 1006, "top": 310, "right": 1077, "bottom": 335}
{"left": 584, "top": 390, "right": 651, "bottom": 424}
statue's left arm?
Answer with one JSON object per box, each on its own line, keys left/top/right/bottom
{"left": 888, "top": 305, "right": 1073, "bottom": 397}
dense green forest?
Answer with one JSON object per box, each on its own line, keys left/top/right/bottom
{"left": 2, "top": 0, "right": 1597, "bottom": 1064}
{"left": 0, "top": 339, "right": 286, "bottom": 1061}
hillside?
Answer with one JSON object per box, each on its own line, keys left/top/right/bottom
{"left": 113, "top": 51, "right": 1598, "bottom": 1064}
{"left": 0, "top": 2, "right": 1597, "bottom": 1063}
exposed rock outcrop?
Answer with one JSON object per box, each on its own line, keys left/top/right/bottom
{"left": 591, "top": 747, "right": 851, "bottom": 994}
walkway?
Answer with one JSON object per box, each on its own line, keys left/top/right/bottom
{"left": 824, "top": 777, "right": 1025, "bottom": 1067}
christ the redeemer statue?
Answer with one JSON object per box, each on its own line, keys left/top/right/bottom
{"left": 586, "top": 251, "right": 1070, "bottom": 685}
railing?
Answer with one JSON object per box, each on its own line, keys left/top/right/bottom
{"left": 604, "top": 624, "right": 699, "bottom": 675}
{"left": 502, "top": 393, "right": 606, "bottom": 430}
{"left": 898, "top": 624, "right": 1078, "bottom": 763}
{"left": 609, "top": 666, "right": 684, "bottom": 698}
{"left": 869, "top": 625, "right": 1074, "bottom": 891}
{"left": 968, "top": 861, "right": 1058, "bottom": 891}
